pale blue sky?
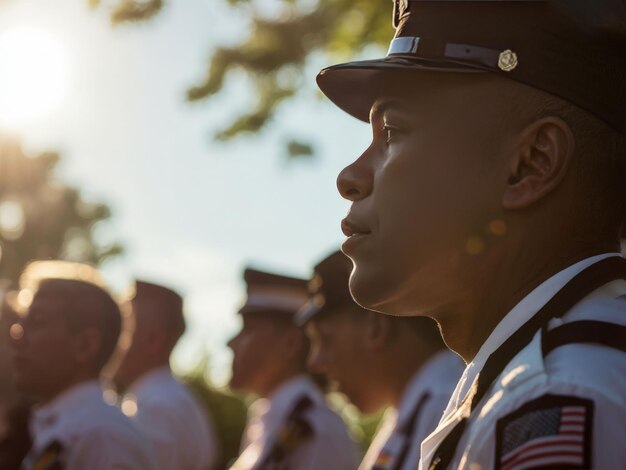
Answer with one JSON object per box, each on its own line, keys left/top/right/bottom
{"left": 0, "top": 0, "right": 377, "bottom": 384}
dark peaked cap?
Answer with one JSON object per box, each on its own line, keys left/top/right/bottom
{"left": 239, "top": 268, "right": 309, "bottom": 317}
{"left": 295, "top": 251, "right": 357, "bottom": 326}
{"left": 317, "top": 0, "right": 626, "bottom": 132}
{"left": 133, "top": 280, "right": 185, "bottom": 334}
{"left": 134, "top": 280, "right": 183, "bottom": 312}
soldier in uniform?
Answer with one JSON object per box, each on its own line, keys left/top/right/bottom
{"left": 296, "top": 250, "right": 463, "bottom": 470}
{"left": 9, "top": 261, "right": 156, "bottom": 469}
{"left": 227, "top": 267, "right": 360, "bottom": 470}
{"left": 112, "top": 280, "right": 220, "bottom": 470}
{"left": 318, "top": 0, "right": 626, "bottom": 468}
{"left": 0, "top": 287, "right": 33, "bottom": 470}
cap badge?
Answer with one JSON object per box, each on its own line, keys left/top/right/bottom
{"left": 498, "top": 50, "right": 518, "bottom": 72}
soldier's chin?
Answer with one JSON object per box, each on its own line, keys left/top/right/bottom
{"left": 229, "top": 373, "right": 254, "bottom": 395}
{"left": 228, "top": 373, "right": 242, "bottom": 392}
{"left": 348, "top": 267, "right": 399, "bottom": 315}
{"left": 349, "top": 390, "right": 380, "bottom": 415}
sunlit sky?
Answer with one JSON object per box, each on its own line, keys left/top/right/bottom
{"left": 0, "top": 0, "right": 376, "bottom": 384}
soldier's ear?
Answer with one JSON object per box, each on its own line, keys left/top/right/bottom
{"left": 502, "top": 116, "right": 575, "bottom": 210}
{"left": 74, "top": 327, "right": 102, "bottom": 367}
{"left": 365, "top": 312, "right": 391, "bottom": 351}
{"left": 147, "top": 328, "right": 168, "bottom": 351}
{"left": 283, "top": 327, "right": 307, "bottom": 358}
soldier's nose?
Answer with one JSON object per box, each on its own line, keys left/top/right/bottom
{"left": 337, "top": 153, "right": 374, "bottom": 202}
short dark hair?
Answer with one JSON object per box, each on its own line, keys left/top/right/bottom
{"left": 131, "top": 280, "right": 186, "bottom": 344}
{"left": 20, "top": 262, "right": 121, "bottom": 372}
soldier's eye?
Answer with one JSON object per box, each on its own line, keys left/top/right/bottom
{"left": 383, "top": 124, "right": 401, "bottom": 145}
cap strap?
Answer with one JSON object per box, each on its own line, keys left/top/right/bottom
{"left": 388, "top": 36, "right": 420, "bottom": 55}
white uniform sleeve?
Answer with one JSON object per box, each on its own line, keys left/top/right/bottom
{"left": 66, "top": 428, "right": 156, "bottom": 470}
{"left": 134, "top": 398, "right": 219, "bottom": 470}
{"left": 399, "top": 392, "right": 450, "bottom": 470}
{"left": 287, "top": 429, "right": 361, "bottom": 470}
{"left": 458, "top": 383, "right": 626, "bottom": 469}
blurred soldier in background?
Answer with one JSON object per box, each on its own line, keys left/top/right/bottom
{"left": 228, "top": 268, "right": 360, "bottom": 470}
{"left": 0, "top": 285, "right": 32, "bottom": 470}
{"left": 319, "top": 0, "right": 626, "bottom": 468}
{"left": 10, "top": 261, "right": 156, "bottom": 469}
{"left": 297, "top": 250, "right": 463, "bottom": 470}
{"left": 113, "top": 280, "right": 219, "bottom": 470}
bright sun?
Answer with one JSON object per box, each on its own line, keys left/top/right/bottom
{"left": 0, "top": 26, "right": 69, "bottom": 127}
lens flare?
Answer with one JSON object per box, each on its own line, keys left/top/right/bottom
{"left": 0, "top": 26, "right": 69, "bottom": 127}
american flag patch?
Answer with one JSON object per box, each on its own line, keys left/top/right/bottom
{"left": 495, "top": 395, "right": 593, "bottom": 470}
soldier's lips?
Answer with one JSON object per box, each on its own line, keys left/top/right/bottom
{"left": 341, "top": 217, "right": 371, "bottom": 254}
{"left": 341, "top": 217, "right": 370, "bottom": 237}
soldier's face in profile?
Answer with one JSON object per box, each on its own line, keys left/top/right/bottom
{"left": 305, "top": 311, "right": 379, "bottom": 413}
{"left": 227, "top": 315, "right": 297, "bottom": 395}
{"left": 11, "top": 290, "right": 79, "bottom": 399}
{"left": 337, "top": 72, "right": 509, "bottom": 316}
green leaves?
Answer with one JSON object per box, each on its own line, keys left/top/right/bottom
{"left": 0, "top": 137, "right": 122, "bottom": 283}
{"left": 91, "top": 0, "right": 391, "bottom": 156}
{"left": 90, "top": 0, "right": 164, "bottom": 25}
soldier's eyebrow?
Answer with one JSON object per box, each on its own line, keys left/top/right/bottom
{"left": 369, "top": 100, "right": 412, "bottom": 122}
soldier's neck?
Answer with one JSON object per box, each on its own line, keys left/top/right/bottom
{"left": 40, "top": 373, "right": 100, "bottom": 405}
{"left": 437, "top": 235, "right": 619, "bottom": 363}
{"left": 386, "top": 345, "right": 440, "bottom": 409}
{"left": 260, "top": 369, "right": 305, "bottom": 399}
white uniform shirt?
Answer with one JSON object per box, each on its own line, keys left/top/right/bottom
{"left": 230, "top": 375, "right": 361, "bottom": 470}
{"left": 125, "top": 366, "right": 219, "bottom": 470}
{"left": 420, "top": 253, "right": 626, "bottom": 470}
{"left": 360, "top": 351, "right": 463, "bottom": 470}
{"left": 22, "top": 380, "right": 156, "bottom": 470}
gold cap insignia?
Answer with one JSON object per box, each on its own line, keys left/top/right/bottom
{"left": 498, "top": 50, "right": 518, "bottom": 72}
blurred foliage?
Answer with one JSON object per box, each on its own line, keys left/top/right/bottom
{"left": 326, "top": 391, "right": 384, "bottom": 452}
{"left": 358, "top": 409, "right": 385, "bottom": 450}
{"left": 286, "top": 139, "right": 313, "bottom": 159}
{"left": 185, "top": 0, "right": 390, "bottom": 141}
{"left": 0, "top": 136, "right": 122, "bottom": 284}
{"left": 186, "top": 376, "right": 384, "bottom": 468}
{"left": 89, "top": 0, "right": 164, "bottom": 23}
{"left": 185, "top": 375, "right": 248, "bottom": 470}
{"left": 91, "top": 0, "right": 391, "bottom": 156}
{"left": 181, "top": 362, "right": 383, "bottom": 468}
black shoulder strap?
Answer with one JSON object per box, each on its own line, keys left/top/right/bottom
{"left": 397, "top": 392, "right": 431, "bottom": 436}
{"left": 32, "top": 440, "right": 64, "bottom": 470}
{"left": 387, "top": 392, "right": 431, "bottom": 470}
{"left": 428, "top": 256, "right": 626, "bottom": 470}
{"left": 542, "top": 320, "right": 626, "bottom": 356}
{"left": 475, "top": 257, "right": 626, "bottom": 410}
{"left": 258, "top": 396, "right": 314, "bottom": 469}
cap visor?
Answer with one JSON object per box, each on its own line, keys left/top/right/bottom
{"left": 317, "top": 56, "right": 485, "bottom": 122}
